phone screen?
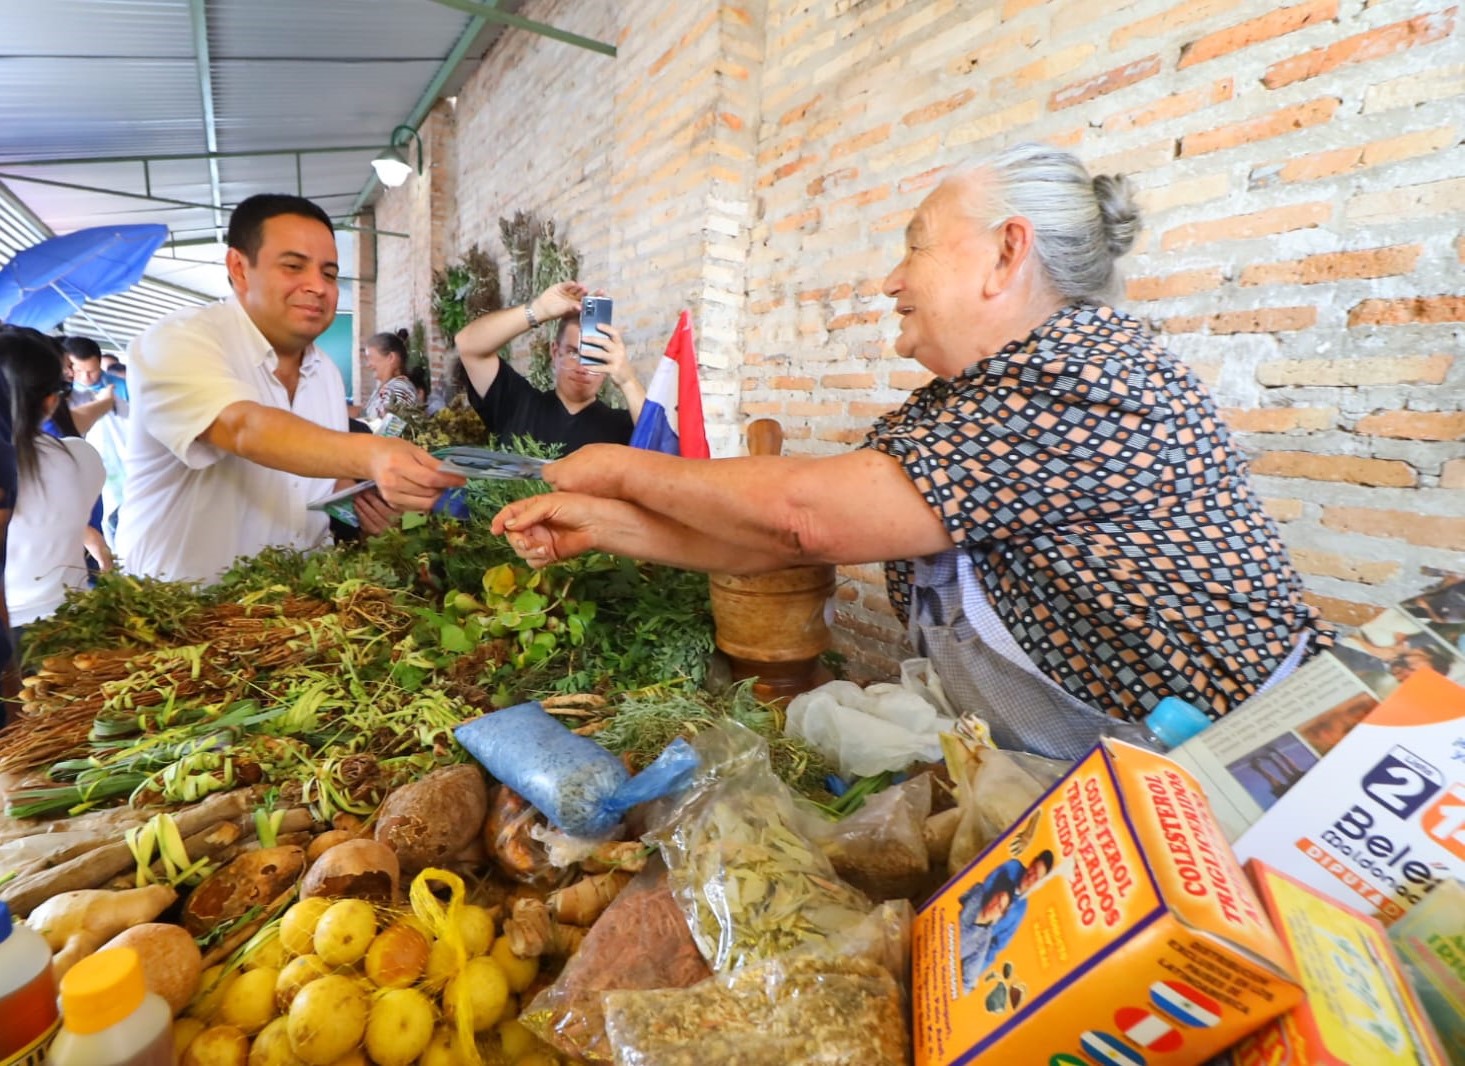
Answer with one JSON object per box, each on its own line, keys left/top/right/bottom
{"left": 579, "top": 296, "right": 613, "bottom": 365}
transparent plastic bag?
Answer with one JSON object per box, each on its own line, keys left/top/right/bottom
{"left": 518, "top": 858, "right": 712, "bottom": 1063}
{"left": 455, "top": 701, "right": 699, "bottom": 838}
{"left": 942, "top": 727, "right": 1069, "bottom": 876}
{"left": 483, "top": 784, "right": 556, "bottom": 885}
{"left": 799, "top": 773, "right": 933, "bottom": 902}
{"left": 645, "top": 722, "right": 872, "bottom": 973}
{"left": 602, "top": 902, "right": 912, "bottom": 1066}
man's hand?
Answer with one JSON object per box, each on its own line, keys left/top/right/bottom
{"left": 533, "top": 280, "right": 587, "bottom": 322}
{"left": 578, "top": 324, "right": 629, "bottom": 381}
{"left": 353, "top": 487, "right": 402, "bottom": 536}
{"left": 492, "top": 492, "right": 606, "bottom": 568}
{"left": 365, "top": 438, "right": 465, "bottom": 511}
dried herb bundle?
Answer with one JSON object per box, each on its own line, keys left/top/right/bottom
{"left": 604, "top": 953, "right": 908, "bottom": 1066}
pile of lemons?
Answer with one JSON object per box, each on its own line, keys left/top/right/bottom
{"left": 174, "top": 889, "right": 560, "bottom": 1066}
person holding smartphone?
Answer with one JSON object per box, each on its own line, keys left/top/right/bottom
{"left": 453, "top": 281, "right": 645, "bottom": 454}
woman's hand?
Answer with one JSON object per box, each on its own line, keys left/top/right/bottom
{"left": 492, "top": 492, "right": 607, "bottom": 568}
{"left": 541, "top": 443, "right": 636, "bottom": 498}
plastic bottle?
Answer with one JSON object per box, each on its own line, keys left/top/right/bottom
{"left": 0, "top": 900, "right": 60, "bottom": 1066}
{"left": 1100, "top": 696, "right": 1214, "bottom": 753}
{"left": 45, "top": 947, "right": 172, "bottom": 1066}
{"left": 1142, "top": 697, "right": 1214, "bottom": 750}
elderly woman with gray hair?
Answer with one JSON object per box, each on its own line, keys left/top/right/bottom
{"left": 491, "top": 142, "right": 1332, "bottom": 760}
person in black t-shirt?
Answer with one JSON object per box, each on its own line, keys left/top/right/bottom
{"left": 454, "top": 281, "right": 645, "bottom": 454}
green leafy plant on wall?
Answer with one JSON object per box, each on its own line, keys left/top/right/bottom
{"left": 407, "top": 319, "right": 428, "bottom": 374}
{"left": 430, "top": 245, "right": 503, "bottom": 341}
{"left": 500, "top": 212, "right": 581, "bottom": 393}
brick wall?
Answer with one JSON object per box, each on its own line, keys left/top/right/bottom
{"left": 359, "top": 0, "right": 1463, "bottom": 681}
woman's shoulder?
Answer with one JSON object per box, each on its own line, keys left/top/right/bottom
{"left": 990, "top": 304, "right": 1175, "bottom": 390}
{"left": 52, "top": 434, "right": 106, "bottom": 471}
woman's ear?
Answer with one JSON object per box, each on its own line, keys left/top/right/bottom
{"left": 984, "top": 216, "right": 1037, "bottom": 297}
{"left": 43, "top": 392, "right": 61, "bottom": 419}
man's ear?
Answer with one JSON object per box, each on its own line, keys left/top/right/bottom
{"left": 984, "top": 216, "right": 1037, "bottom": 297}
{"left": 224, "top": 247, "right": 247, "bottom": 292}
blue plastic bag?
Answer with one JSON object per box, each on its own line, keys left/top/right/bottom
{"left": 454, "top": 701, "right": 699, "bottom": 838}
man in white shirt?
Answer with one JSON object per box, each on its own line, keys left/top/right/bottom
{"left": 117, "top": 194, "right": 462, "bottom": 583}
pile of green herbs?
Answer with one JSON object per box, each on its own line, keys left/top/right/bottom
{"left": 11, "top": 447, "right": 745, "bottom": 814}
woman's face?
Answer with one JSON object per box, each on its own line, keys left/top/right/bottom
{"left": 882, "top": 178, "right": 1000, "bottom": 377}
{"left": 364, "top": 343, "right": 400, "bottom": 384}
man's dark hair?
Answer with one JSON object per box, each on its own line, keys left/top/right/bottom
{"left": 1030, "top": 850, "right": 1055, "bottom": 878}
{"left": 60, "top": 335, "right": 103, "bottom": 362}
{"left": 226, "top": 194, "right": 334, "bottom": 262}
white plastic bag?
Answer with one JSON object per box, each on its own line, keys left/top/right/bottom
{"left": 786, "top": 659, "right": 957, "bottom": 777}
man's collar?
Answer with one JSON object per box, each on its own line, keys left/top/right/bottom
{"left": 226, "top": 295, "right": 323, "bottom": 372}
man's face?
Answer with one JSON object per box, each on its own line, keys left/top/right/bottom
{"left": 68, "top": 355, "right": 103, "bottom": 387}
{"left": 1019, "top": 859, "right": 1050, "bottom": 895}
{"left": 882, "top": 176, "right": 1000, "bottom": 377}
{"left": 227, "top": 213, "right": 339, "bottom": 357}
{"left": 552, "top": 322, "right": 603, "bottom": 405}
{"left": 977, "top": 888, "right": 1011, "bottom": 926}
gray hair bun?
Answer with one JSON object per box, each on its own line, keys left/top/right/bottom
{"left": 1092, "top": 173, "right": 1140, "bottom": 258}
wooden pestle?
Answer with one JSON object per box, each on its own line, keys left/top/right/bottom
{"left": 746, "top": 417, "right": 784, "bottom": 458}
{"left": 707, "top": 417, "right": 834, "bottom": 701}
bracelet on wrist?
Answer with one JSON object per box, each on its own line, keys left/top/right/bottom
{"left": 523, "top": 303, "right": 539, "bottom": 329}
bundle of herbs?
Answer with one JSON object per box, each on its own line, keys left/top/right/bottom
{"left": 589, "top": 683, "right": 834, "bottom": 802}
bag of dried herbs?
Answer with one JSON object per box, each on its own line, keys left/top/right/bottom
{"left": 799, "top": 772, "right": 936, "bottom": 903}
{"left": 601, "top": 917, "right": 912, "bottom": 1066}
{"left": 642, "top": 722, "right": 872, "bottom": 974}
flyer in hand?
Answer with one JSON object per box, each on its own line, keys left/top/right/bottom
{"left": 307, "top": 447, "right": 547, "bottom": 517}
{"left": 432, "top": 446, "right": 548, "bottom": 481}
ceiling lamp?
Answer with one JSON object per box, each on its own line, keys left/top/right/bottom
{"left": 372, "top": 125, "right": 423, "bottom": 188}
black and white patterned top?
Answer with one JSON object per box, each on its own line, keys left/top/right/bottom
{"left": 864, "top": 302, "right": 1332, "bottom": 722}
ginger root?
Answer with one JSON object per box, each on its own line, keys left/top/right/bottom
{"left": 548, "top": 870, "right": 632, "bottom": 927}
{"left": 504, "top": 897, "right": 587, "bottom": 958}
{"left": 24, "top": 883, "right": 177, "bottom": 977}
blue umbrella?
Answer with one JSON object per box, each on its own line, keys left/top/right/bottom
{"left": 0, "top": 223, "right": 169, "bottom": 330}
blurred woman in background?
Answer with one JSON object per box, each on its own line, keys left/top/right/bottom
{"left": 352, "top": 329, "right": 421, "bottom": 424}
{"left": 0, "top": 327, "right": 108, "bottom": 650}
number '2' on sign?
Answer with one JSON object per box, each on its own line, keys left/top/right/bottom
{"left": 1361, "top": 746, "right": 1443, "bottom": 820}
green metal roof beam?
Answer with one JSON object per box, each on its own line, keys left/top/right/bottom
{"left": 0, "top": 144, "right": 403, "bottom": 169}
{"left": 424, "top": 0, "right": 616, "bottom": 56}
{"left": 188, "top": 0, "right": 226, "bottom": 242}
{"left": 0, "top": 171, "right": 378, "bottom": 223}
{"left": 349, "top": 9, "right": 490, "bottom": 217}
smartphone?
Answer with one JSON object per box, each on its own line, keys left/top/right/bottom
{"left": 579, "top": 295, "right": 613, "bottom": 366}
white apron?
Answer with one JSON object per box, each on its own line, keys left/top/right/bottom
{"left": 907, "top": 549, "right": 1309, "bottom": 760}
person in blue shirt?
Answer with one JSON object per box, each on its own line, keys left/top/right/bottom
{"left": 958, "top": 849, "right": 1054, "bottom": 994}
{"left": 61, "top": 336, "right": 127, "bottom": 543}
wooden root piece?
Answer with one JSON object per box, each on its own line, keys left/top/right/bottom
{"left": 0, "top": 787, "right": 264, "bottom": 917}
{"left": 547, "top": 870, "right": 633, "bottom": 927}
{"left": 182, "top": 845, "right": 306, "bottom": 936}
{"left": 503, "top": 897, "right": 589, "bottom": 958}
{"left": 24, "top": 883, "right": 178, "bottom": 977}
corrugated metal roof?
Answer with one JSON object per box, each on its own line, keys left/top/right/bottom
{"left": 0, "top": 0, "right": 527, "bottom": 330}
